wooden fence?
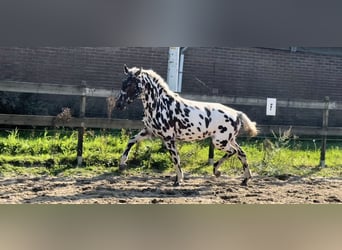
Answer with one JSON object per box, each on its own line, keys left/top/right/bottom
{"left": 1, "top": 80, "right": 342, "bottom": 167}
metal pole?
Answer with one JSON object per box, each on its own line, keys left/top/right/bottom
{"left": 178, "top": 47, "right": 188, "bottom": 92}
{"left": 320, "top": 96, "right": 329, "bottom": 168}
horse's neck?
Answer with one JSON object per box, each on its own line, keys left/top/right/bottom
{"left": 141, "top": 76, "right": 174, "bottom": 110}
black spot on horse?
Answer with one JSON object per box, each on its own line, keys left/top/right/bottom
{"left": 164, "top": 135, "right": 172, "bottom": 141}
{"left": 168, "top": 110, "right": 173, "bottom": 118}
{"left": 169, "top": 118, "right": 175, "bottom": 128}
{"left": 229, "top": 118, "right": 238, "bottom": 131}
{"left": 199, "top": 114, "right": 204, "bottom": 120}
{"left": 176, "top": 118, "right": 188, "bottom": 130}
{"left": 175, "top": 102, "right": 181, "bottom": 115}
{"left": 228, "top": 133, "right": 232, "bottom": 140}
{"left": 184, "top": 108, "right": 190, "bottom": 117}
{"left": 197, "top": 127, "right": 201, "bottom": 132}
{"left": 205, "top": 117, "right": 211, "bottom": 128}
{"left": 218, "top": 125, "right": 227, "bottom": 133}
{"left": 220, "top": 140, "right": 228, "bottom": 147}
{"left": 162, "top": 116, "right": 168, "bottom": 125}
{"left": 147, "top": 104, "right": 153, "bottom": 113}
{"left": 152, "top": 123, "right": 161, "bottom": 130}
{"left": 205, "top": 107, "right": 211, "bottom": 117}
{"left": 165, "top": 96, "right": 174, "bottom": 107}
{"left": 150, "top": 91, "right": 155, "bottom": 100}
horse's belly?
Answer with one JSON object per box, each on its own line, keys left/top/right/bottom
{"left": 175, "top": 125, "right": 213, "bottom": 141}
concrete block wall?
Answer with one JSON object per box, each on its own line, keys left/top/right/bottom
{"left": 1, "top": 47, "right": 342, "bottom": 126}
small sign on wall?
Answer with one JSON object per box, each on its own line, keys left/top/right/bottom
{"left": 266, "top": 98, "right": 277, "bottom": 116}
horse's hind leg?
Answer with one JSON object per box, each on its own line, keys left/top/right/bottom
{"left": 212, "top": 139, "right": 252, "bottom": 186}
{"left": 233, "top": 142, "right": 252, "bottom": 186}
{"left": 119, "top": 128, "right": 150, "bottom": 170}
{"left": 212, "top": 146, "right": 237, "bottom": 178}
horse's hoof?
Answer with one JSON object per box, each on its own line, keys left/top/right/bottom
{"left": 119, "top": 164, "right": 127, "bottom": 171}
{"left": 214, "top": 170, "right": 221, "bottom": 178}
{"left": 170, "top": 175, "right": 177, "bottom": 181}
{"left": 240, "top": 178, "right": 248, "bottom": 186}
{"left": 173, "top": 181, "right": 180, "bottom": 187}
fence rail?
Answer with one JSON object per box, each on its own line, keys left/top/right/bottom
{"left": 0, "top": 114, "right": 143, "bottom": 130}
{"left": 1, "top": 80, "right": 342, "bottom": 167}
{"left": 0, "top": 80, "right": 116, "bottom": 97}
{"left": 1, "top": 114, "right": 342, "bottom": 137}
{"left": 2, "top": 80, "right": 342, "bottom": 110}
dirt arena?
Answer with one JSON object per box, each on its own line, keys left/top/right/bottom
{"left": 1, "top": 173, "right": 342, "bottom": 204}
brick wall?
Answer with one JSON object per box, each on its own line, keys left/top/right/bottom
{"left": 0, "top": 47, "right": 169, "bottom": 87}
{"left": 1, "top": 47, "right": 342, "bottom": 126}
{"left": 0, "top": 47, "right": 169, "bottom": 119}
{"left": 182, "top": 48, "right": 342, "bottom": 100}
{"left": 181, "top": 47, "right": 342, "bottom": 127}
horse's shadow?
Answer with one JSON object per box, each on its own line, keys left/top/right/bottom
{"left": 19, "top": 173, "right": 215, "bottom": 204}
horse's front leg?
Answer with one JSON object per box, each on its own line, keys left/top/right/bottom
{"left": 119, "top": 128, "right": 151, "bottom": 171}
{"left": 163, "top": 139, "right": 183, "bottom": 186}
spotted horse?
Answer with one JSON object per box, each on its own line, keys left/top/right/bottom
{"left": 115, "top": 65, "right": 258, "bottom": 186}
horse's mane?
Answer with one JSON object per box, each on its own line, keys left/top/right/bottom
{"left": 141, "top": 68, "right": 177, "bottom": 97}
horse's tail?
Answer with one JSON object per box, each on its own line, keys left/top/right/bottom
{"left": 238, "top": 112, "right": 258, "bottom": 137}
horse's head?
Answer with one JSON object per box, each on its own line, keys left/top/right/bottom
{"left": 115, "top": 64, "right": 143, "bottom": 110}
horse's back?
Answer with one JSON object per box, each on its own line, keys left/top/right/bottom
{"left": 172, "top": 97, "right": 240, "bottom": 141}
{"left": 182, "top": 98, "right": 239, "bottom": 121}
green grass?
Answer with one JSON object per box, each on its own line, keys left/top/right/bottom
{"left": 0, "top": 128, "right": 341, "bottom": 178}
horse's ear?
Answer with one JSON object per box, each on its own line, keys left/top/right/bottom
{"left": 124, "top": 64, "right": 129, "bottom": 75}
{"left": 135, "top": 67, "right": 142, "bottom": 77}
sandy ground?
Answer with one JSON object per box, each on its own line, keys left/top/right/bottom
{"left": 1, "top": 173, "right": 342, "bottom": 204}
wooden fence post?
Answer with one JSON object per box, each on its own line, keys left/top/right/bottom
{"left": 77, "top": 81, "right": 87, "bottom": 166}
{"left": 320, "top": 96, "right": 329, "bottom": 168}
{"left": 208, "top": 141, "right": 214, "bottom": 165}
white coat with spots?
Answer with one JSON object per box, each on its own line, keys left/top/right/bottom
{"left": 115, "top": 65, "right": 258, "bottom": 186}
